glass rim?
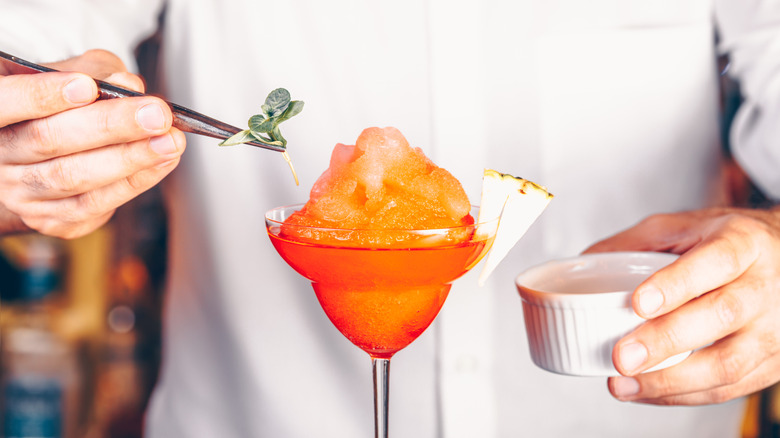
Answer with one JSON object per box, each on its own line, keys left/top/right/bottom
{"left": 265, "top": 203, "right": 496, "bottom": 233}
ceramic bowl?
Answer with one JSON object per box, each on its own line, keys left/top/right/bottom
{"left": 515, "top": 251, "right": 690, "bottom": 376}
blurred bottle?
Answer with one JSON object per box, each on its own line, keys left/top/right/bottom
{"left": 86, "top": 256, "right": 159, "bottom": 438}
{"left": 0, "top": 237, "right": 81, "bottom": 438}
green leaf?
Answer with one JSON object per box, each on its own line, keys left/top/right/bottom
{"left": 276, "top": 100, "right": 304, "bottom": 123}
{"left": 248, "top": 114, "right": 267, "bottom": 129}
{"left": 249, "top": 115, "right": 275, "bottom": 133}
{"left": 219, "top": 129, "right": 256, "bottom": 146}
{"left": 264, "top": 88, "right": 291, "bottom": 117}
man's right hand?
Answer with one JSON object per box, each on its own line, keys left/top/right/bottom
{"left": 0, "top": 49, "right": 186, "bottom": 238}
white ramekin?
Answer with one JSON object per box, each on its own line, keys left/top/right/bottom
{"left": 515, "top": 251, "right": 690, "bottom": 376}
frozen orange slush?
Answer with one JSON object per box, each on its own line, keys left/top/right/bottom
{"left": 282, "top": 127, "right": 474, "bottom": 247}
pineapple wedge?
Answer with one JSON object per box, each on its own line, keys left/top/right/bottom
{"left": 476, "top": 169, "right": 553, "bottom": 285}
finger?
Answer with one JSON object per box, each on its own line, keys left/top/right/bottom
{"left": 0, "top": 72, "right": 98, "bottom": 127}
{"left": 46, "top": 49, "right": 128, "bottom": 81}
{"left": 40, "top": 50, "right": 144, "bottom": 96}
{"left": 38, "top": 210, "right": 116, "bottom": 242}
{"left": 613, "top": 342, "right": 780, "bottom": 406}
{"left": 1, "top": 96, "right": 173, "bottom": 163}
{"left": 632, "top": 214, "right": 761, "bottom": 319}
{"left": 0, "top": 203, "right": 29, "bottom": 234}
{"left": 7, "top": 128, "right": 185, "bottom": 200}
{"left": 614, "top": 280, "right": 761, "bottom": 375}
{"left": 102, "top": 71, "right": 146, "bottom": 93}
{"left": 610, "top": 329, "right": 767, "bottom": 402}
{"left": 20, "top": 158, "right": 180, "bottom": 240}
{"left": 584, "top": 213, "right": 704, "bottom": 254}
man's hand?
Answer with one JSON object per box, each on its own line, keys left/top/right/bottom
{"left": 0, "top": 49, "right": 186, "bottom": 238}
{"left": 585, "top": 207, "right": 780, "bottom": 405}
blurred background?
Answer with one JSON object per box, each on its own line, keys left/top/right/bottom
{"left": 0, "top": 186, "right": 165, "bottom": 438}
{"left": 1, "top": 23, "right": 779, "bottom": 438}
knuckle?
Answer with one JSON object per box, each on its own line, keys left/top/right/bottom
{"left": 705, "top": 235, "right": 745, "bottom": 281}
{"left": 119, "top": 141, "right": 143, "bottom": 170}
{"left": 76, "top": 190, "right": 105, "bottom": 218}
{"left": 56, "top": 204, "right": 81, "bottom": 225}
{"left": 647, "top": 372, "right": 676, "bottom": 397}
{"left": 721, "top": 214, "right": 766, "bottom": 252}
{"left": 125, "top": 172, "right": 148, "bottom": 192}
{"left": 715, "top": 348, "right": 747, "bottom": 386}
{"left": 21, "top": 166, "right": 51, "bottom": 192}
{"left": 712, "top": 233, "right": 740, "bottom": 262}
{"left": 713, "top": 291, "right": 742, "bottom": 329}
{"left": 28, "top": 118, "right": 62, "bottom": 158}
{"left": 655, "top": 322, "right": 684, "bottom": 354}
{"left": 94, "top": 107, "right": 113, "bottom": 137}
{"left": 24, "top": 76, "right": 52, "bottom": 110}
{"left": 125, "top": 157, "right": 167, "bottom": 191}
{"left": 48, "top": 158, "right": 81, "bottom": 193}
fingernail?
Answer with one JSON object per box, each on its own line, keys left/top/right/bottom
{"left": 619, "top": 342, "right": 648, "bottom": 373}
{"left": 638, "top": 286, "right": 664, "bottom": 316}
{"left": 63, "top": 76, "right": 95, "bottom": 104}
{"left": 137, "top": 103, "right": 166, "bottom": 131}
{"left": 611, "top": 376, "right": 640, "bottom": 398}
{"left": 149, "top": 133, "right": 178, "bottom": 156}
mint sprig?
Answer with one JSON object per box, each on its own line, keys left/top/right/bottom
{"left": 219, "top": 88, "right": 304, "bottom": 148}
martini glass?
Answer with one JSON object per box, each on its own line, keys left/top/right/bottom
{"left": 265, "top": 204, "right": 497, "bottom": 438}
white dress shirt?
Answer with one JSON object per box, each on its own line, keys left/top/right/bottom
{"left": 2, "top": 0, "right": 779, "bottom": 436}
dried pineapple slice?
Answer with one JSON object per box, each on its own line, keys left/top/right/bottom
{"left": 476, "top": 169, "right": 553, "bottom": 285}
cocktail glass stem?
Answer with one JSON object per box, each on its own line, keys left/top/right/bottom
{"left": 372, "top": 357, "right": 390, "bottom": 438}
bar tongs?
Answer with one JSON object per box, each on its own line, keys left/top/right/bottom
{"left": 0, "top": 50, "right": 284, "bottom": 152}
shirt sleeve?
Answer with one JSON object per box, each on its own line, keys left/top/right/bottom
{"left": 0, "top": 0, "right": 165, "bottom": 72}
{"left": 716, "top": 0, "right": 780, "bottom": 201}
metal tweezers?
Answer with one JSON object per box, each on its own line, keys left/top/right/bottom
{"left": 0, "top": 50, "right": 284, "bottom": 152}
